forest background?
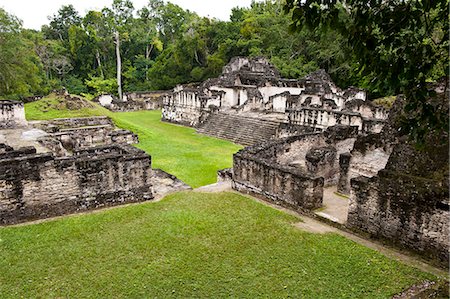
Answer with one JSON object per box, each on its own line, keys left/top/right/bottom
{"left": 0, "top": 0, "right": 447, "bottom": 102}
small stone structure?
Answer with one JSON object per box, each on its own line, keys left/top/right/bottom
{"left": 32, "top": 116, "right": 138, "bottom": 156}
{"left": 161, "top": 57, "right": 388, "bottom": 145}
{"left": 0, "top": 112, "right": 188, "bottom": 225}
{"left": 95, "top": 91, "right": 169, "bottom": 112}
{"left": 233, "top": 126, "right": 358, "bottom": 210}
{"left": 229, "top": 90, "right": 449, "bottom": 267}
{"left": 0, "top": 100, "right": 27, "bottom": 129}
{"left": 0, "top": 144, "right": 152, "bottom": 224}
{"left": 344, "top": 95, "right": 449, "bottom": 266}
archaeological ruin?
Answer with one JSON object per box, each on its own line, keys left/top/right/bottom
{"left": 162, "top": 57, "right": 388, "bottom": 145}
{"left": 95, "top": 90, "right": 170, "bottom": 112}
{"left": 1, "top": 56, "right": 447, "bottom": 269}
{"left": 0, "top": 100, "right": 27, "bottom": 129}
{"left": 229, "top": 94, "right": 448, "bottom": 267}
{"left": 159, "top": 57, "right": 448, "bottom": 267}
{"left": 0, "top": 100, "right": 188, "bottom": 225}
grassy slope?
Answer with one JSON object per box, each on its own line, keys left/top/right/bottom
{"left": 0, "top": 192, "right": 433, "bottom": 298}
{"left": 25, "top": 97, "right": 241, "bottom": 188}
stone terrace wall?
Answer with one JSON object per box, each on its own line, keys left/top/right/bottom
{"left": 32, "top": 116, "right": 114, "bottom": 132}
{"left": 346, "top": 94, "right": 449, "bottom": 267}
{"left": 33, "top": 116, "right": 137, "bottom": 155}
{"left": 233, "top": 135, "right": 324, "bottom": 210}
{"left": 0, "top": 144, "right": 152, "bottom": 225}
{"left": 0, "top": 100, "right": 27, "bottom": 128}
{"left": 348, "top": 170, "right": 449, "bottom": 266}
{"left": 288, "top": 108, "right": 385, "bottom": 133}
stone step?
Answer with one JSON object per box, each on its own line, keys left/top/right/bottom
{"left": 197, "top": 113, "right": 280, "bottom": 146}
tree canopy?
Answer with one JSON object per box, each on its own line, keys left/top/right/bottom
{"left": 284, "top": 0, "right": 449, "bottom": 143}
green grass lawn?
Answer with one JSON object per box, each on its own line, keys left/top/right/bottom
{"left": 0, "top": 192, "right": 434, "bottom": 298}
{"left": 25, "top": 97, "right": 242, "bottom": 187}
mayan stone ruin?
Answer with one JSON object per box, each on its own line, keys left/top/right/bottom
{"left": 161, "top": 57, "right": 388, "bottom": 145}
{"left": 95, "top": 90, "right": 170, "bottom": 112}
{"left": 159, "top": 57, "right": 449, "bottom": 267}
{"left": 1, "top": 56, "right": 448, "bottom": 271}
{"left": 0, "top": 102, "right": 188, "bottom": 225}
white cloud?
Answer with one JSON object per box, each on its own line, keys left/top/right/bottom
{"left": 1, "top": 0, "right": 253, "bottom": 30}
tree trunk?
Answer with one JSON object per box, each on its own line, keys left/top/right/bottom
{"left": 145, "top": 44, "right": 154, "bottom": 80}
{"left": 96, "top": 49, "right": 104, "bottom": 78}
{"left": 115, "top": 31, "right": 122, "bottom": 101}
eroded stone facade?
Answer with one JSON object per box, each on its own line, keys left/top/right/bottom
{"left": 161, "top": 57, "right": 388, "bottom": 138}
{"left": 0, "top": 100, "right": 27, "bottom": 129}
{"left": 95, "top": 91, "right": 170, "bottom": 112}
{"left": 230, "top": 90, "right": 449, "bottom": 266}
{"left": 0, "top": 113, "right": 186, "bottom": 224}
{"left": 0, "top": 144, "right": 152, "bottom": 224}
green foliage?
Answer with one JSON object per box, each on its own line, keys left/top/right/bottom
{"left": 284, "top": 0, "right": 449, "bottom": 144}
{"left": 1, "top": 0, "right": 447, "bottom": 123}
{"left": 0, "top": 9, "right": 43, "bottom": 99}
{"left": 85, "top": 76, "right": 118, "bottom": 95}
{"left": 63, "top": 75, "right": 88, "bottom": 95}
{"left": 0, "top": 191, "right": 434, "bottom": 297}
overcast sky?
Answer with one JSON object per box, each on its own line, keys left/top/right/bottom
{"left": 1, "top": 0, "right": 254, "bottom": 30}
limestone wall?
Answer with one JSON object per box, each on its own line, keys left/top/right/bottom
{"left": 233, "top": 152, "right": 323, "bottom": 210}
{"left": 32, "top": 116, "right": 114, "bottom": 132}
{"left": 96, "top": 91, "right": 166, "bottom": 112}
{"left": 338, "top": 133, "right": 391, "bottom": 194}
{"left": 348, "top": 170, "right": 449, "bottom": 266}
{"left": 288, "top": 108, "right": 365, "bottom": 131}
{"left": 0, "top": 144, "right": 152, "bottom": 225}
{"left": 0, "top": 100, "right": 27, "bottom": 128}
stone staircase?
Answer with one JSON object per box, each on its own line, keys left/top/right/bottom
{"left": 197, "top": 113, "right": 280, "bottom": 146}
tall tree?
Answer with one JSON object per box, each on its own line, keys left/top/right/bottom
{"left": 103, "top": 0, "right": 134, "bottom": 100}
{"left": 0, "top": 9, "right": 42, "bottom": 98}
{"left": 43, "top": 5, "right": 81, "bottom": 42}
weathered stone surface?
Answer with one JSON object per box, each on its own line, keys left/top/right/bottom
{"left": 32, "top": 117, "right": 138, "bottom": 156}
{"left": 348, "top": 171, "right": 449, "bottom": 267}
{"left": 151, "top": 168, "right": 191, "bottom": 198}
{"left": 217, "top": 168, "right": 233, "bottom": 182}
{"left": 0, "top": 100, "right": 27, "bottom": 129}
{"left": 233, "top": 153, "right": 324, "bottom": 210}
{"left": 0, "top": 144, "right": 153, "bottom": 225}
{"left": 161, "top": 56, "right": 387, "bottom": 145}
{"left": 345, "top": 93, "right": 449, "bottom": 267}
{"left": 95, "top": 91, "right": 170, "bottom": 112}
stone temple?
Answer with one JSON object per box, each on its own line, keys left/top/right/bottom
{"left": 162, "top": 57, "right": 388, "bottom": 145}
{"left": 163, "top": 57, "right": 449, "bottom": 267}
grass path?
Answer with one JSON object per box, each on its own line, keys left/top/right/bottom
{"left": 25, "top": 97, "right": 242, "bottom": 188}
{"left": 112, "top": 111, "right": 241, "bottom": 188}
{"left": 0, "top": 192, "right": 434, "bottom": 298}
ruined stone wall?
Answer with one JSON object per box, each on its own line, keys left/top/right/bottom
{"left": 0, "top": 100, "right": 27, "bottom": 128}
{"left": 345, "top": 93, "right": 449, "bottom": 266}
{"left": 233, "top": 152, "right": 323, "bottom": 210}
{"left": 338, "top": 133, "right": 392, "bottom": 194}
{"left": 32, "top": 116, "right": 114, "bottom": 132}
{"left": 275, "top": 123, "right": 319, "bottom": 138}
{"left": 161, "top": 88, "right": 212, "bottom": 126}
{"left": 40, "top": 126, "right": 138, "bottom": 155}
{"left": 288, "top": 108, "right": 366, "bottom": 131}
{"left": 32, "top": 116, "right": 137, "bottom": 155}
{"left": 96, "top": 92, "right": 166, "bottom": 112}
{"left": 348, "top": 170, "right": 449, "bottom": 266}
{"left": 162, "top": 57, "right": 387, "bottom": 131}
{"left": 0, "top": 144, "right": 152, "bottom": 225}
